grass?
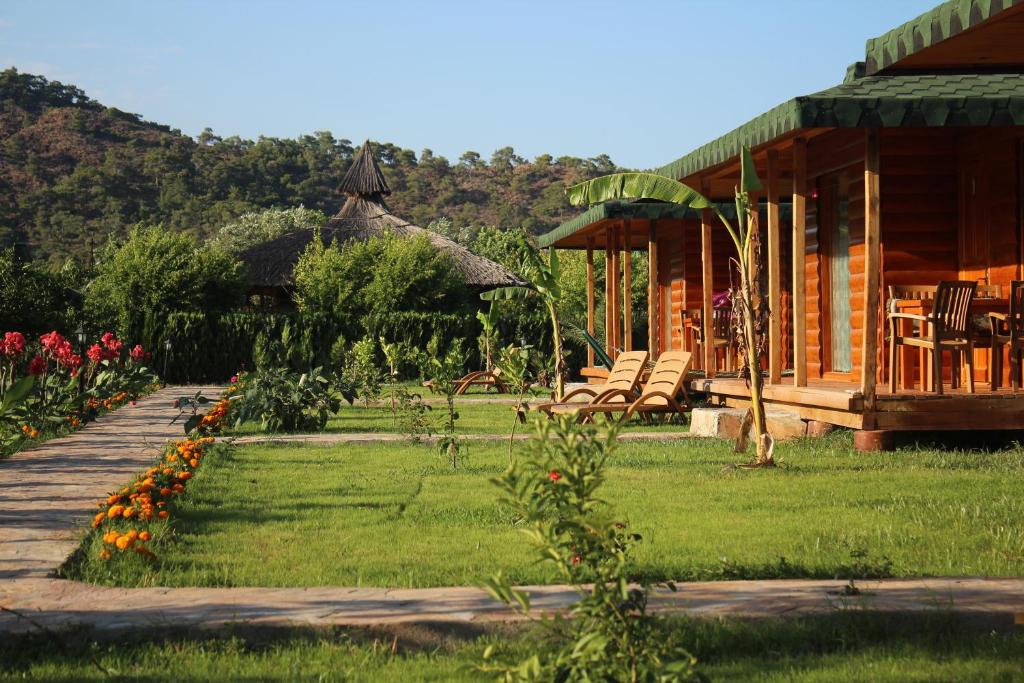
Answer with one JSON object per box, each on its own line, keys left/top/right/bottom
{"left": 2, "top": 613, "right": 1021, "bottom": 682}
{"left": 228, "top": 396, "right": 691, "bottom": 436}
{"left": 67, "top": 429, "right": 1024, "bottom": 588}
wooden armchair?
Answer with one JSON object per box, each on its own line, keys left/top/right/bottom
{"left": 989, "top": 280, "right": 1024, "bottom": 391}
{"left": 692, "top": 307, "right": 734, "bottom": 372}
{"left": 888, "top": 280, "right": 977, "bottom": 395}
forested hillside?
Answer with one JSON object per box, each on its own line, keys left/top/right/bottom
{"left": 0, "top": 68, "right": 623, "bottom": 266}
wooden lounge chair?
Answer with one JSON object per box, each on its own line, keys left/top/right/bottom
{"left": 567, "top": 351, "right": 693, "bottom": 423}
{"left": 423, "top": 369, "right": 509, "bottom": 395}
{"left": 531, "top": 351, "right": 649, "bottom": 416}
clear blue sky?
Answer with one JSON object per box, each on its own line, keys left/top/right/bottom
{"left": 2, "top": 0, "right": 937, "bottom": 169}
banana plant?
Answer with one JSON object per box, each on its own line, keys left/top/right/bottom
{"left": 481, "top": 248, "right": 567, "bottom": 401}
{"left": 567, "top": 146, "right": 774, "bottom": 466}
{"left": 475, "top": 303, "right": 500, "bottom": 371}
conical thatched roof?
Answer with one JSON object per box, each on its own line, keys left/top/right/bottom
{"left": 241, "top": 142, "right": 524, "bottom": 290}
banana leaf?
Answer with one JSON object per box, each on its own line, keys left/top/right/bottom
{"left": 567, "top": 172, "right": 710, "bottom": 209}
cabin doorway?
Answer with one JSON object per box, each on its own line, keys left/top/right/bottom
{"left": 820, "top": 174, "right": 853, "bottom": 376}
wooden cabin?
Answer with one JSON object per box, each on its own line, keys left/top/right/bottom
{"left": 541, "top": 0, "right": 1024, "bottom": 444}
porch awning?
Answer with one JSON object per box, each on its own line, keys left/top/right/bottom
{"left": 654, "top": 72, "right": 1024, "bottom": 183}
{"left": 539, "top": 200, "right": 791, "bottom": 249}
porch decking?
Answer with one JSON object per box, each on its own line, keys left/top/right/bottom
{"left": 693, "top": 377, "right": 1024, "bottom": 431}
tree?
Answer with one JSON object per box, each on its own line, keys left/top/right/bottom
{"left": 85, "top": 226, "right": 247, "bottom": 341}
{"left": 567, "top": 147, "right": 775, "bottom": 466}
{"left": 210, "top": 205, "right": 327, "bottom": 253}
{"left": 482, "top": 246, "right": 568, "bottom": 401}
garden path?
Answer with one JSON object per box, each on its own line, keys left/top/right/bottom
{"left": 1, "top": 387, "right": 1021, "bottom": 635}
{"left": 0, "top": 385, "right": 221, "bottom": 580}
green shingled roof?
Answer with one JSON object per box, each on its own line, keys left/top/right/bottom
{"left": 864, "top": 0, "right": 1023, "bottom": 75}
{"left": 655, "top": 72, "right": 1024, "bottom": 181}
{"left": 539, "top": 201, "right": 792, "bottom": 249}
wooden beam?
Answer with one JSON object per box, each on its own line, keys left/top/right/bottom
{"left": 622, "top": 222, "right": 633, "bottom": 352}
{"left": 861, "top": 130, "right": 882, "bottom": 412}
{"left": 611, "top": 226, "right": 621, "bottom": 357}
{"left": 766, "top": 149, "right": 782, "bottom": 384}
{"left": 792, "top": 137, "right": 808, "bottom": 387}
{"left": 700, "top": 180, "right": 716, "bottom": 376}
{"left": 586, "top": 236, "right": 595, "bottom": 368}
{"left": 648, "top": 220, "right": 659, "bottom": 356}
{"left": 605, "top": 230, "right": 614, "bottom": 359}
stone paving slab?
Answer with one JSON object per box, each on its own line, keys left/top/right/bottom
{"left": 2, "top": 577, "right": 1022, "bottom": 634}
{"left": 0, "top": 385, "right": 221, "bottom": 580}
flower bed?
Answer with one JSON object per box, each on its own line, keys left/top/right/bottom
{"left": 90, "top": 435, "right": 217, "bottom": 562}
{"left": 1, "top": 329, "right": 158, "bottom": 458}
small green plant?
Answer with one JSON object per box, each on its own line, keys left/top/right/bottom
{"left": 476, "top": 302, "right": 500, "bottom": 371}
{"left": 398, "top": 389, "right": 432, "bottom": 443}
{"left": 482, "top": 416, "right": 702, "bottom": 682}
{"left": 349, "top": 337, "right": 382, "bottom": 408}
{"left": 496, "top": 343, "right": 530, "bottom": 464}
{"left": 423, "top": 339, "right": 466, "bottom": 468}
{"left": 232, "top": 366, "right": 354, "bottom": 433}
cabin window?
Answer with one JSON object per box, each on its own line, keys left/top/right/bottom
{"left": 823, "top": 177, "right": 852, "bottom": 374}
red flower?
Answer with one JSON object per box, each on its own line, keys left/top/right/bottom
{"left": 548, "top": 470, "right": 561, "bottom": 482}
{"left": 40, "top": 331, "right": 67, "bottom": 354}
{"left": 2, "top": 332, "right": 26, "bottom": 358}
{"left": 130, "top": 344, "right": 145, "bottom": 362}
{"left": 230, "top": 375, "right": 238, "bottom": 383}
{"left": 101, "top": 332, "right": 123, "bottom": 355}
{"left": 59, "top": 353, "right": 83, "bottom": 373}
{"left": 28, "top": 355, "right": 47, "bottom": 375}
{"left": 87, "top": 344, "right": 104, "bottom": 363}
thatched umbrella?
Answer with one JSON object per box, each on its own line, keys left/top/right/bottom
{"left": 241, "top": 141, "right": 524, "bottom": 295}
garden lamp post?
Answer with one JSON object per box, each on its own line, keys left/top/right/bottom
{"left": 75, "top": 323, "right": 87, "bottom": 414}
{"left": 163, "top": 338, "right": 172, "bottom": 382}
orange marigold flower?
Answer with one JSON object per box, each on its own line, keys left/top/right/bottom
{"left": 189, "top": 458, "right": 199, "bottom": 468}
{"left": 122, "top": 507, "right": 137, "bottom": 519}
{"left": 99, "top": 548, "right": 112, "bottom": 561}
{"left": 107, "top": 505, "right": 125, "bottom": 518}
{"left": 106, "top": 494, "right": 120, "bottom": 505}
{"left": 115, "top": 536, "right": 133, "bottom": 550}
{"left": 139, "top": 530, "right": 152, "bottom": 541}
{"left": 178, "top": 471, "right": 192, "bottom": 481}
{"left": 158, "top": 510, "right": 169, "bottom": 519}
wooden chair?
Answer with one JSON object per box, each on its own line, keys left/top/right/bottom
{"left": 532, "top": 351, "right": 649, "bottom": 415}
{"left": 568, "top": 351, "right": 693, "bottom": 423}
{"left": 692, "top": 307, "right": 734, "bottom": 372}
{"left": 423, "top": 369, "right": 509, "bottom": 395}
{"left": 989, "top": 280, "right": 1024, "bottom": 391}
{"left": 888, "top": 280, "right": 977, "bottom": 395}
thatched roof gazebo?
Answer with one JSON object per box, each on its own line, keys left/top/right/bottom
{"left": 241, "top": 141, "right": 524, "bottom": 300}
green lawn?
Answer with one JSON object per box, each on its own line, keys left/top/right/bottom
{"left": 68, "top": 430, "right": 1024, "bottom": 588}
{"left": 2, "top": 614, "right": 1021, "bottom": 682}
{"left": 229, "top": 398, "right": 691, "bottom": 436}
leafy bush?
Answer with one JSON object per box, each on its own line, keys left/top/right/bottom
{"left": 483, "top": 417, "right": 702, "bottom": 681}
{"left": 85, "top": 226, "right": 247, "bottom": 341}
{"left": 210, "top": 205, "right": 327, "bottom": 254}
{"left": 0, "top": 249, "right": 80, "bottom": 335}
{"left": 232, "top": 367, "right": 355, "bottom": 433}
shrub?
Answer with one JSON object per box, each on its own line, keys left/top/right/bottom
{"left": 483, "top": 417, "right": 702, "bottom": 681}
{"left": 85, "top": 225, "right": 247, "bottom": 341}
{"left": 0, "top": 249, "right": 80, "bottom": 335}
{"left": 210, "top": 205, "right": 327, "bottom": 254}
{"left": 232, "top": 366, "right": 354, "bottom": 433}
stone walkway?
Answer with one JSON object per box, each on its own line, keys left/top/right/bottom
{"left": 1, "top": 387, "right": 1021, "bottom": 636}
{"left": 0, "top": 385, "right": 221, "bottom": 580}
{"left": 2, "top": 577, "right": 1022, "bottom": 634}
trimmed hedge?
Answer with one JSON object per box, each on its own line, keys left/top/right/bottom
{"left": 148, "top": 310, "right": 478, "bottom": 383}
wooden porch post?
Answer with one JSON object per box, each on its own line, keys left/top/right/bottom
{"left": 700, "top": 180, "right": 716, "bottom": 376}
{"left": 622, "top": 222, "right": 633, "bottom": 352}
{"left": 611, "top": 226, "right": 621, "bottom": 357}
{"left": 792, "top": 137, "right": 808, "bottom": 387}
{"left": 862, "top": 130, "right": 882, "bottom": 413}
{"left": 605, "top": 229, "right": 614, "bottom": 359}
{"left": 766, "top": 148, "right": 782, "bottom": 384}
{"left": 648, "top": 220, "right": 659, "bottom": 356}
{"left": 586, "top": 236, "right": 595, "bottom": 368}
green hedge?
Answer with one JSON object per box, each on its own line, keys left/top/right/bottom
{"left": 147, "top": 310, "right": 478, "bottom": 383}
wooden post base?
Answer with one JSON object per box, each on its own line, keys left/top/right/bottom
{"left": 805, "top": 420, "right": 835, "bottom": 438}
{"left": 853, "top": 430, "right": 896, "bottom": 452}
